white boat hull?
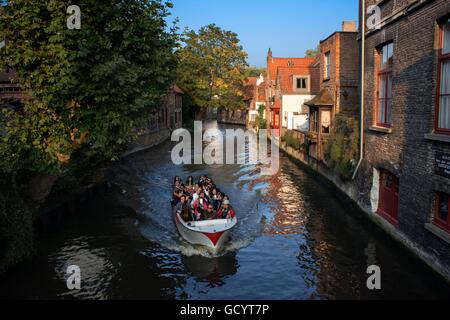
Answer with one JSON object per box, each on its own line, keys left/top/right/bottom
{"left": 174, "top": 212, "right": 237, "bottom": 253}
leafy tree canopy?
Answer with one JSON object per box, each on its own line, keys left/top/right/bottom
{"left": 0, "top": 0, "right": 178, "bottom": 173}
{"left": 305, "top": 45, "right": 320, "bottom": 58}
{"left": 176, "top": 24, "right": 248, "bottom": 115}
{"left": 244, "top": 67, "right": 265, "bottom": 78}
{"left": 0, "top": 0, "right": 177, "bottom": 271}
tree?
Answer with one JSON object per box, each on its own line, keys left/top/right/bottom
{"left": 305, "top": 45, "right": 320, "bottom": 58}
{"left": 324, "top": 114, "right": 359, "bottom": 180}
{"left": 0, "top": 0, "right": 177, "bottom": 271}
{"left": 176, "top": 24, "right": 248, "bottom": 119}
{"left": 244, "top": 67, "right": 265, "bottom": 78}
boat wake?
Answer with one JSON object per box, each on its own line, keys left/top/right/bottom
{"left": 110, "top": 131, "right": 268, "bottom": 259}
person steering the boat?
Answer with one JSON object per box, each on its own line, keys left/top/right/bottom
{"left": 217, "top": 200, "right": 236, "bottom": 220}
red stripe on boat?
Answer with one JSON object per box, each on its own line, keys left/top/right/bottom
{"left": 203, "top": 232, "right": 225, "bottom": 246}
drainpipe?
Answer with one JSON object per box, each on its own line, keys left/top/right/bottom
{"left": 352, "top": 0, "right": 366, "bottom": 180}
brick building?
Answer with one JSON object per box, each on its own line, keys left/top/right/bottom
{"left": 357, "top": 0, "right": 450, "bottom": 279}
{"left": 305, "top": 21, "right": 359, "bottom": 161}
{"left": 245, "top": 74, "right": 266, "bottom": 126}
{"left": 265, "top": 50, "right": 319, "bottom": 137}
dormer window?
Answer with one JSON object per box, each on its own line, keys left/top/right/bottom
{"left": 296, "top": 78, "right": 307, "bottom": 89}
{"left": 293, "top": 75, "right": 310, "bottom": 93}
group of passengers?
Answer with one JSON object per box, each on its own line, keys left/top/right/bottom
{"left": 172, "top": 176, "right": 236, "bottom": 223}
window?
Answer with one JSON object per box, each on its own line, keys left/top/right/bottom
{"left": 437, "top": 19, "right": 450, "bottom": 132}
{"left": 310, "top": 110, "right": 318, "bottom": 133}
{"left": 434, "top": 192, "right": 450, "bottom": 232}
{"left": 321, "top": 110, "right": 331, "bottom": 134}
{"left": 376, "top": 43, "right": 394, "bottom": 127}
{"left": 324, "top": 52, "right": 331, "bottom": 79}
{"left": 296, "top": 78, "right": 307, "bottom": 89}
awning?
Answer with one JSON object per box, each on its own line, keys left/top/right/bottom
{"left": 304, "top": 89, "right": 334, "bottom": 107}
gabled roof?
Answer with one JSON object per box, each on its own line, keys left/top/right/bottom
{"left": 267, "top": 57, "right": 316, "bottom": 81}
{"left": 276, "top": 65, "right": 320, "bottom": 95}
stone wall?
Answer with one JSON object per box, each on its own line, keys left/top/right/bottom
{"left": 217, "top": 108, "right": 247, "bottom": 126}
{"left": 123, "top": 128, "right": 171, "bottom": 158}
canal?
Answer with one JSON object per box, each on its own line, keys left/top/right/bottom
{"left": 1, "top": 122, "right": 449, "bottom": 300}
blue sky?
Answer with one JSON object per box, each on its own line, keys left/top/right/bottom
{"left": 167, "top": 0, "right": 359, "bottom": 67}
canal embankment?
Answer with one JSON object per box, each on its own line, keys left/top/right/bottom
{"left": 32, "top": 127, "right": 173, "bottom": 257}
{"left": 276, "top": 136, "right": 450, "bottom": 283}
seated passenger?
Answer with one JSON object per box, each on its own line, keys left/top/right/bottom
{"left": 172, "top": 189, "right": 183, "bottom": 206}
{"left": 217, "top": 200, "right": 236, "bottom": 219}
{"left": 198, "top": 191, "right": 210, "bottom": 207}
{"left": 174, "top": 195, "right": 190, "bottom": 221}
{"left": 203, "top": 204, "right": 217, "bottom": 220}
{"left": 186, "top": 176, "right": 195, "bottom": 188}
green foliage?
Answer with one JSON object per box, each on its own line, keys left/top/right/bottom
{"left": 253, "top": 104, "right": 267, "bottom": 130}
{"left": 176, "top": 24, "right": 248, "bottom": 115}
{"left": 0, "top": 0, "right": 177, "bottom": 270}
{"left": 0, "top": 172, "right": 34, "bottom": 272}
{"left": 305, "top": 45, "right": 320, "bottom": 58}
{"left": 281, "top": 130, "right": 305, "bottom": 152}
{"left": 1, "top": 0, "right": 178, "bottom": 165}
{"left": 324, "top": 114, "right": 359, "bottom": 180}
{"left": 244, "top": 67, "right": 265, "bottom": 78}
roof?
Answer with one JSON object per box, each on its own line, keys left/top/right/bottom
{"left": 171, "top": 84, "right": 184, "bottom": 94}
{"left": 304, "top": 89, "right": 334, "bottom": 107}
{"left": 267, "top": 57, "right": 316, "bottom": 81}
{"left": 276, "top": 65, "right": 320, "bottom": 95}
{"left": 245, "top": 77, "right": 258, "bottom": 86}
{"left": 320, "top": 31, "right": 358, "bottom": 44}
{"left": 257, "top": 82, "right": 266, "bottom": 101}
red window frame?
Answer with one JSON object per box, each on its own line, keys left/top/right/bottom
{"left": 434, "top": 192, "right": 450, "bottom": 233}
{"left": 436, "top": 19, "right": 450, "bottom": 134}
{"left": 376, "top": 44, "right": 393, "bottom": 128}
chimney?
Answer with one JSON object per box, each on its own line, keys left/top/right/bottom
{"left": 342, "top": 21, "right": 357, "bottom": 32}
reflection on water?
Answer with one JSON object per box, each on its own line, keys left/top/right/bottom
{"left": 0, "top": 122, "right": 450, "bottom": 300}
{"left": 183, "top": 254, "right": 238, "bottom": 288}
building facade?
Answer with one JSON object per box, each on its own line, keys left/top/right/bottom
{"left": 246, "top": 74, "right": 266, "bottom": 126}
{"left": 265, "top": 50, "right": 319, "bottom": 137}
{"left": 358, "top": 0, "right": 450, "bottom": 279}
{"left": 305, "top": 21, "right": 360, "bottom": 161}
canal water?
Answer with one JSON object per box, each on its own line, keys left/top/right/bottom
{"left": 1, "top": 122, "right": 449, "bottom": 300}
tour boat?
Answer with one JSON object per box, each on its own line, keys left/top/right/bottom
{"left": 173, "top": 210, "right": 237, "bottom": 252}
